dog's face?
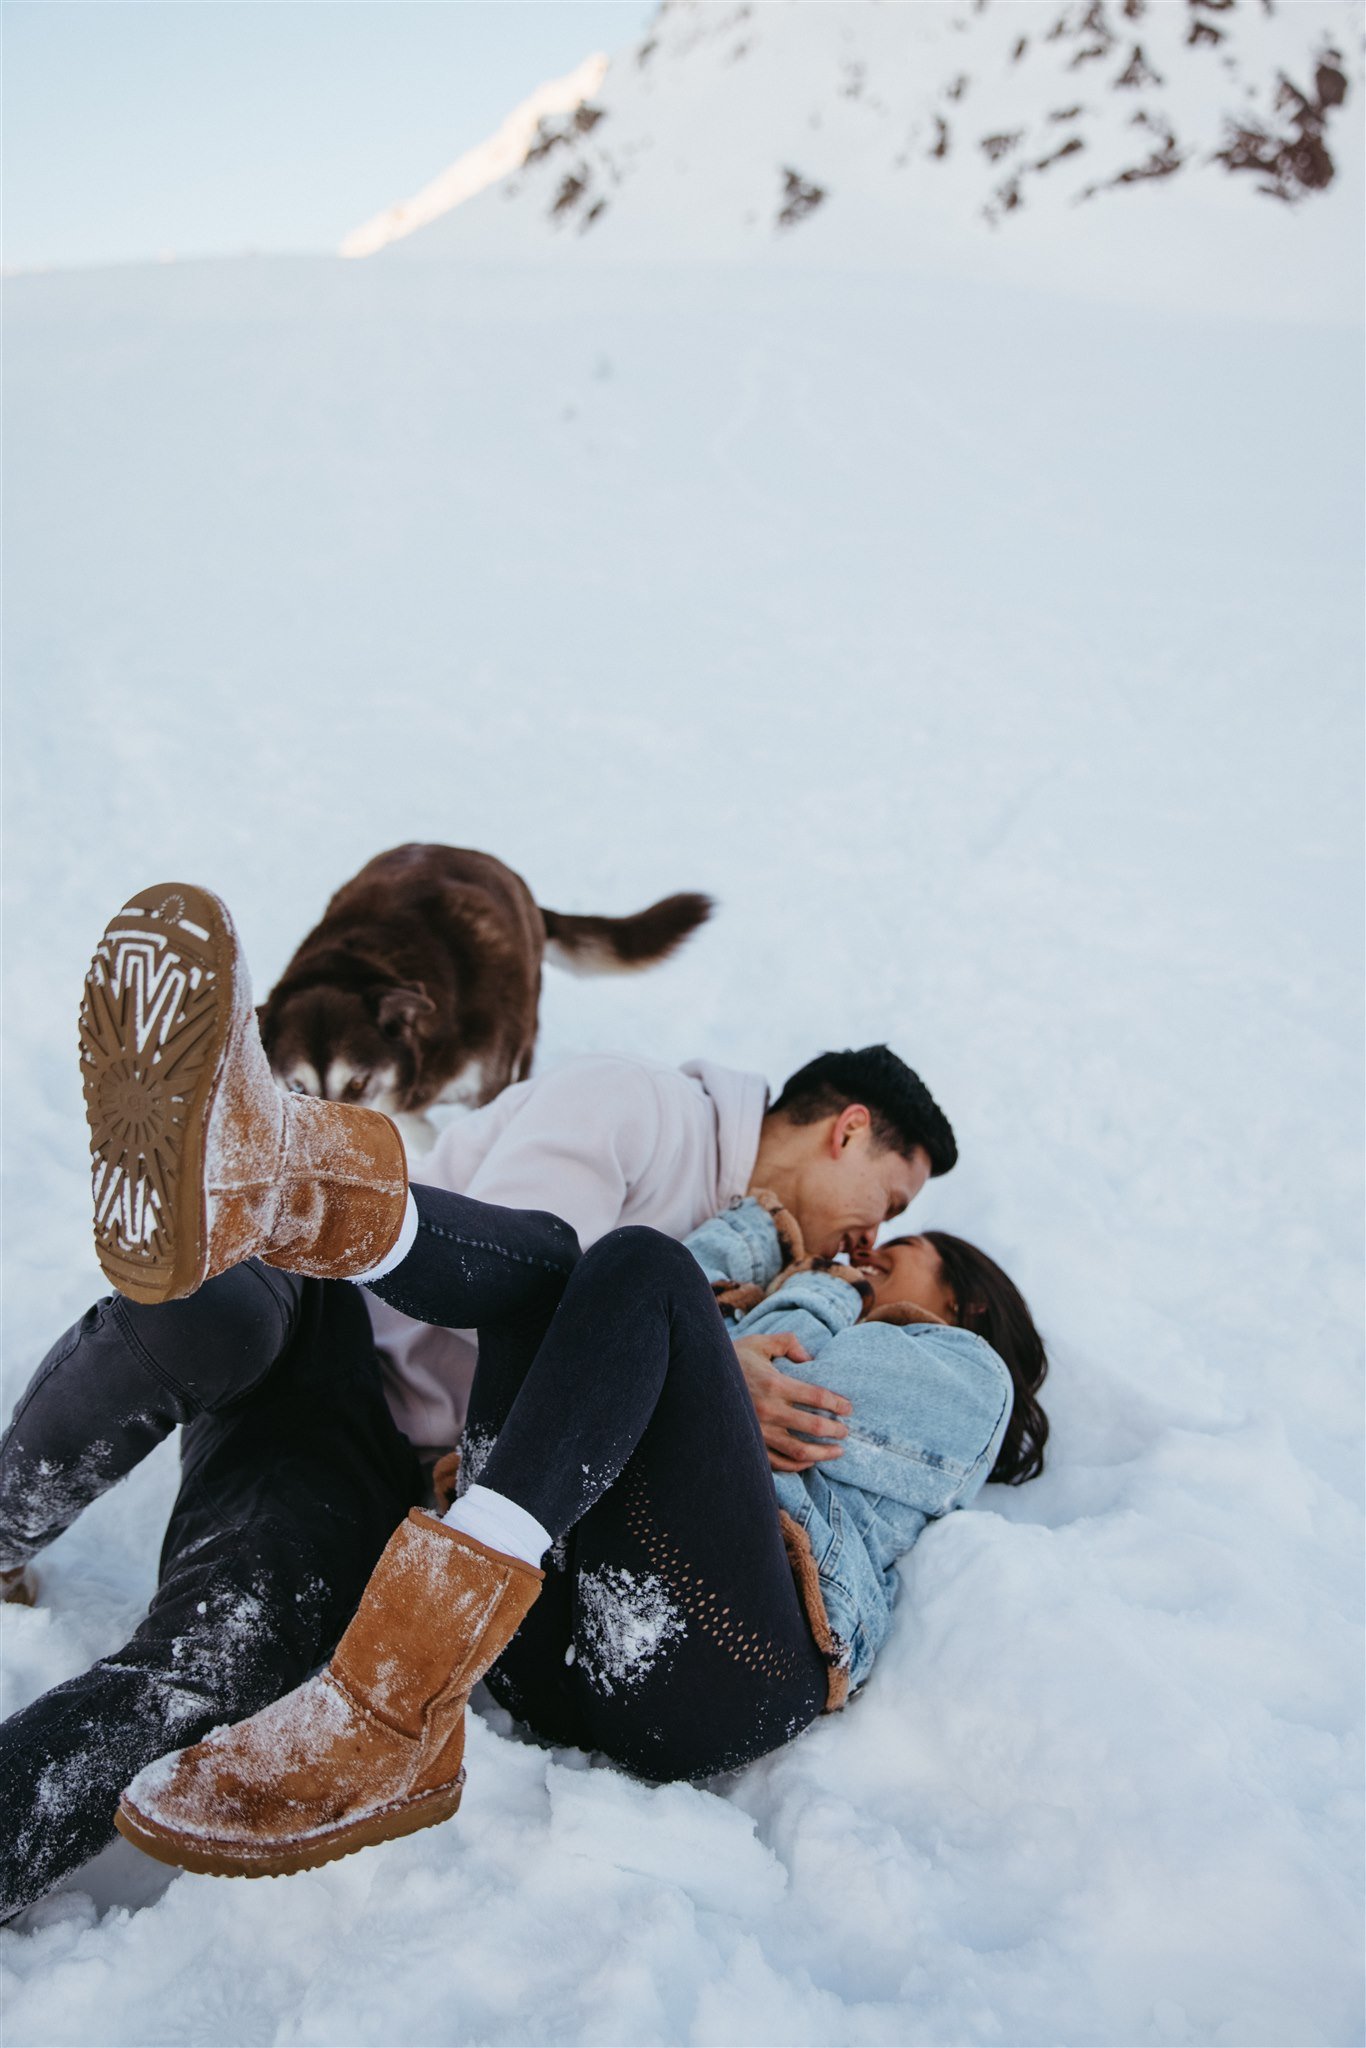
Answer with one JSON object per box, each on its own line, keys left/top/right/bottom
{"left": 260, "top": 983, "right": 435, "bottom": 1117}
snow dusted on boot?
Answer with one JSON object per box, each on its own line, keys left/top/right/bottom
{"left": 125, "top": 1679, "right": 358, "bottom": 1840}
{"left": 115, "top": 1672, "right": 464, "bottom": 1877}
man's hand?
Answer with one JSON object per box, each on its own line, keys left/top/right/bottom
{"left": 732, "top": 1333, "right": 852, "bottom": 1475}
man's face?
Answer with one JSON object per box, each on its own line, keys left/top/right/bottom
{"left": 790, "top": 1110, "right": 931, "bottom": 1259}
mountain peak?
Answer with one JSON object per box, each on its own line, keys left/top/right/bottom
{"left": 344, "top": 0, "right": 1362, "bottom": 319}
{"left": 340, "top": 52, "right": 609, "bottom": 258}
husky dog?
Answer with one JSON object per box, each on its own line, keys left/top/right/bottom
{"left": 258, "top": 845, "right": 712, "bottom": 1147}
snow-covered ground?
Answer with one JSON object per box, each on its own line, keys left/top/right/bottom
{"left": 2, "top": 71, "right": 1363, "bottom": 2048}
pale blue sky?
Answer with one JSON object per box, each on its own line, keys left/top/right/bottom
{"left": 3, "top": 1, "right": 656, "bottom": 270}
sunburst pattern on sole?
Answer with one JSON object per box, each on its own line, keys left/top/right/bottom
{"left": 78, "top": 883, "right": 238, "bottom": 1304}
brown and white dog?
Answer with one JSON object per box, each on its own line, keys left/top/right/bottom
{"left": 258, "top": 845, "right": 712, "bottom": 1148}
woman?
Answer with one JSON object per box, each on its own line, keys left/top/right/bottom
{"left": 73, "top": 883, "right": 1050, "bottom": 1879}
{"left": 694, "top": 1205, "right": 1049, "bottom": 1699}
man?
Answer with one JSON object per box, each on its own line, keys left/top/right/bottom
{"left": 0, "top": 881, "right": 956, "bottom": 1917}
{"left": 365, "top": 1040, "right": 952, "bottom": 1469}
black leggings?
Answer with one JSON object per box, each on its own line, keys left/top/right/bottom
{"left": 0, "top": 1189, "right": 824, "bottom": 1915}
{"left": 372, "top": 1194, "right": 830, "bottom": 1781}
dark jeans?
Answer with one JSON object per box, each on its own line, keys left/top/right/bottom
{"left": 1, "top": 1188, "right": 825, "bottom": 1916}
{"left": 0, "top": 1269, "right": 421, "bottom": 1918}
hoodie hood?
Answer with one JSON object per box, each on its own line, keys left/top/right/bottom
{"left": 679, "top": 1057, "right": 768, "bottom": 1212}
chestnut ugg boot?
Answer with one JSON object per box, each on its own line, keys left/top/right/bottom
{"left": 115, "top": 1512, "right": 543, "bottom": 1877}
{"left": 79, "top": 882, "right": 408, "bottom": 1305}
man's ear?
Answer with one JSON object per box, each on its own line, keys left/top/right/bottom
{"left": 375, "top": 986, "right": 437, "bottom": 1037}
{"left": 831, "top": 1103, "right": 871, "bottom": 1153}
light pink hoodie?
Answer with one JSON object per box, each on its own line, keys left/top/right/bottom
{"left": 367, "top": 1053, "right": 768, "bottom": 1448}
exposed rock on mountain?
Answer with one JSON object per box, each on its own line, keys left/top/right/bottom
{"left": 341, "top": 53, "right": 609, "bottom": 257}
{"left": 344, "top": 0, "right": 1362, "bottom": 319}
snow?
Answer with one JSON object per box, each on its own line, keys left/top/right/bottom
{"left": 124, "top": 1674, "right": 360, "bottom": 1842}
{"left": 574, "top": 1566, "right": 687, "bottom": 1695}
{"left": 340, "top": 52, "right": 611, "bottom": 260}
{"left": 1, "top": 8, "right": 1363, "bottom": 2040}
{"left": 373, "top": 0, "right": 1365, "bottom": 325}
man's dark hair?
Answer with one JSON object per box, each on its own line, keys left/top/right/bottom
{"left": 770, "top": 1045, "right": 957, "bottom": 1177}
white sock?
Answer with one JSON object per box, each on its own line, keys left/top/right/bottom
{"left": 351, "top": 1190, "right": 420, "bottom": 1284}
{"left": 442, "top": 1484, "right": 550, "bottom": 1568}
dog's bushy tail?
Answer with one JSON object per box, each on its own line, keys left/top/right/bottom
{"left": 541, "top": 893, "right": 713, "bottom": 976}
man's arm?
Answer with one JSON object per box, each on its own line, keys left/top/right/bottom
{"left": 732, "top": 1333, "right": 852, "bottom": 1474}
{"left": 728, "top": 1269, "right": 865, "bottom": 1473}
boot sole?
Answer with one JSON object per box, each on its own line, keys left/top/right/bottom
{"left": 78, "top": 883, "right": 239, "bottom": 1305}
{"left": 114, "top": 1771, "right": 466, "bottom": 1878}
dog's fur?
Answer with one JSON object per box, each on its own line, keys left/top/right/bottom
{"left": 259, "top": 845, "right": 712, "bottom": 1143}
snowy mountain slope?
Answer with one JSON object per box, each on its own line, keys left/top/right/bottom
{"left": 360, "top": 0, "right": 1364, "bottom": 319}
{"left": 1, "top": 245, "right": 1361, "bottom": 2043}
{"left": 341, "top": 52, "right": 610, "bottom": 258}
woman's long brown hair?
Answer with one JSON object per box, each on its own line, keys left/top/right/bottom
{"left": 912, "top": 1231, "right": 1050, "bottom": 1485}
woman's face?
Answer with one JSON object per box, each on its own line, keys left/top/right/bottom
{"left": 855, "top": 1236, "right": 958, "bottom": 1322}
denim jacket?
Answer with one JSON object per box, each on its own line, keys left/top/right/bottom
{"left": 685, "top": 1199, "right": 1013, "bottom": 1695}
